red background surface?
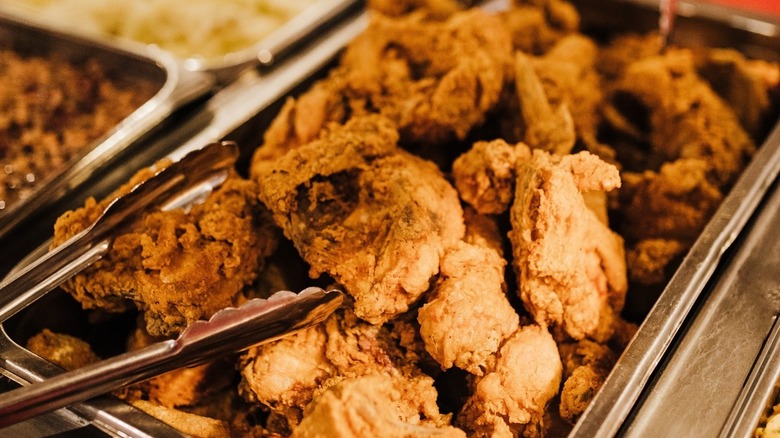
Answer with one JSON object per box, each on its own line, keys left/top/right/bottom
{"left": 705, "top": 0, "right": 780, "bottom": 16}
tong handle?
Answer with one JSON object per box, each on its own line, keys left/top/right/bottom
{"left": 0, "top": 288, "right": 342, "bottom": 427}
{"left": 0, "top": 232, "right": 109, "bottom": 323}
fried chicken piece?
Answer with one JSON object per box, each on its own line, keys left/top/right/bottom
{"left": 626, "top": 238, "right": 687, "bottom": 285}
{"left": 452, "top": 139, "right": 531, "bottom": 215}
{"left": 606, "top": 48, "right": 755, "bottom": 188}
{"left": 293, "top": 374, "right": 464, "bottom": 438}
{"left": 117, "top": 326, "right": 235, "bottom": 410}
{"left": 620, "top": 159, "right": 723, "bottom": 244}
{"left": 368, "top": 0, "right": 463, "bottom": 19}
{"left": 499, "top": 0, "right": 579, "bottom": 55}
{"left": 533, "top": 34, "right": 616, "bottom": 164}
{"left": 342, "top": 10, "right": 512, "bottom": 145}
{"left": 557, "top": 339, "right": 617, "bottom": 423}
{"left": 130, "top": 400, "right": 230, "bottom": 438}
{"left": 252, "top": 116, "right": 464, "bottom": 324}
{"left": 25, "top": 329, "right": 100, "bottom": 371}
{"left": 257, "top": 9, "right": 513, "bottom": 154}
{"left": 618, "top": 158, "right": 722, "bottom": 287}
{"left": 695, "top": 48, "right": 780, "bottom": 139}
{"left": 514, "top": 52, "right": 576, "bottom": 155}
{"left": 463, "top": 207, "right": 504, "bottom": 255}
{"left": 238, "top": 306, "right": 429, "bottom": 433}
{"left": 419, "top": 241, "right": 519, "bottom": 375}
{"left": 509, "top": 150, "right": 627, "bottom": 341}
{"left": 52, "top": 167, "right": 277, "bottom": 337}
{"left": 458, "top": 324, "right": 562, "bottom": 437}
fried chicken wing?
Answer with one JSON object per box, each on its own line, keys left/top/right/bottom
{"left": 458, "top": 324, "right": 562, "bottom": 437}
{"left": 238, "top": 306, "right": 430, "bottom": 433}
{"left": 251, "top": 116, "right": 464, "bottom": 323}
{"left": 419, "top": 241, "right": 519, "bottom": 375}
{"left": 292, "top": 374, "right": 464, "bottom": 438}
{"left": 509, "top": 150, "right": 627, "bottom": 341}
{"left": 52, "top": 168, "right": 277, "bottom": 336}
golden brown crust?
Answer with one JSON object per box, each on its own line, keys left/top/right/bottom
{"left": 419, "top": 241, "right": 520, "bottom": 375}
{"left": 452, "top": 140, "right": 530, "bottom": 215}
{"left": 238, "top": 307, "right": 431, "bottom": 433}
{"left": 510, "top": 150, "right": 626, "bottom": 341}
{"left": 458, "top": 325, "right": 562, "bottom": 437}
{"left": 25, "top": 329, "right": 101, "bottom": 371}
{"left": 292, "top": 374, "right": 464, "bottom": 438}
{"left": 252, "top": 116, "right": 464, "bottom": 324}
{"left": 53, "top": 169, "right": 277, "bottom": 336}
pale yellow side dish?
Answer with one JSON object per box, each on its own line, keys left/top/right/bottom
{"left": 7, "top": 0, "right": 320, "bottom": 59}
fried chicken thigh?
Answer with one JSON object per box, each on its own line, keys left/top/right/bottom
{"left": 251, "top": 115, "right": 464, "bottom": 323}
{"left": 509, "top": 150, "right": 627, "bottom": 341}
{"left": 52, "top": 167, "right": 277, "bottom": 336}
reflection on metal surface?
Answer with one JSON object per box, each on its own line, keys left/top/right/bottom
{"left": 621, "top": 170, "right": 780, "bottom": 436}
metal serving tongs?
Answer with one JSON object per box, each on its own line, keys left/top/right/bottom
{"left": 0, "top": 140, "right": 343, "bottom": 427}
{"left": 0, "top": 286, "right": 343, "bottom": 427}
{"left": 0, "top": 141, "right": 239, "bottom": 324}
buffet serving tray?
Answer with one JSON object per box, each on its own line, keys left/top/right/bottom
{"left": 0, "top": 13, "right": 213, "bottom": 241}
{"left": 1, "top": 0, "right": 779, "bottom": 436}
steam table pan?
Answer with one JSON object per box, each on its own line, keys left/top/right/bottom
{"left": 1, "top": 0, "right": 779, "bottom": 436}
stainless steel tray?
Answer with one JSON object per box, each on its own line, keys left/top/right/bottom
{"left": 0, "top": 0, "right": 363, "bottom": 83}
{"left": 0, "top": 13, "right": 213, "bottom": 240}
{"left": 1, "top": 0, "right": 779, "bottom": 436}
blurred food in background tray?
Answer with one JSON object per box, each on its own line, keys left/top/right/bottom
{"left": 0, "top": 45, "right": 156, "bottom": 213}
{"left": 6, "top": 0, "right": 327, "bottom": 60}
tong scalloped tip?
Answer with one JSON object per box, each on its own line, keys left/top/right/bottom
{"left": 0, "top": 287, "right": 343, "bottom": 427}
